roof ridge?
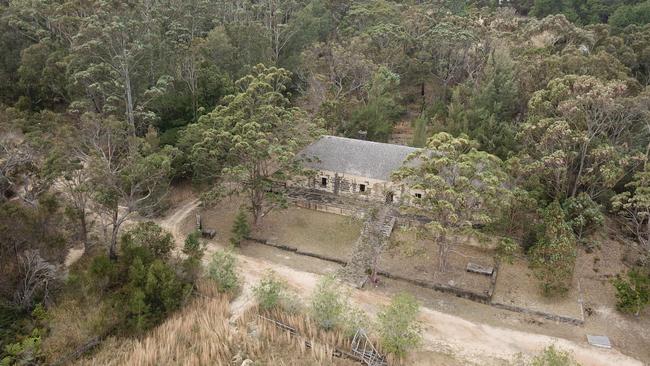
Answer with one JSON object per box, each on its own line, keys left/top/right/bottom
{"left": 297, "top": 135, "right": 421, "bottom": 181}
{"left": 322, "top": 135, "right": 420, "bottom": 150}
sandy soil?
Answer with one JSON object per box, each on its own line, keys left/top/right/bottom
{"left": 157, "top": 195, "right": 647, "bottom": 366}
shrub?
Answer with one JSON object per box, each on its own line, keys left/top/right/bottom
{"left": 377, "top": 293, "right": 422, "bottom": 358}
{"left": 530, "top": 345, "right": 579, "bottom": 366}
{"left": 562, "top": 193, "right": 603, "bottom": 241}
{"left": 182, "top": 231, "right": 204, "bottom": 259}
{"left": 279, "top": 292, "right": 302, "bottom": 314}
{"left": 121, "top": 221, "right": 174, "bottom": 263}
{"left": 207, "top": 250, "right": 239, "bottom": 293}
{"left": 496, "top": 238, "right": 518, "bottom": 264}
{"left": 612, "top": 269, "right": 650, "bottom": 316}
{"left": 1, "top": 328, "right": 44, "bottom": 366}
{"left": 309, "top": 275, "right": 348, "bottom": 330}
{"left": 144, "top": 260, "right": 189, "bottom": 314}
{"left": 88, "top": 255, "right": 119, "bottom": 292}
{"left": 342, "top": 305, "right": 370, "bottom": 339}
{"left": 182, "top": 231, "right": 204, "bottom": 281}
{"left": 230, "top": 208, "right": 250, "bottom": 247}
{"left": 253, "top": 270, "right": 286, "bottom": 311}
{"left": 123, "top": 258, "right": 190, "bottom": 333}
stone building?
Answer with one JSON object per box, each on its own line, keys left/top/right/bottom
{"left": 294, "top": 135, "right": 422, "bottom": 204}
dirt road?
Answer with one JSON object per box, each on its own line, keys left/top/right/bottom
{"left": 159, "top": 198, "right": 200, "bottom": 242}
{"left": 160, "top": 198, "right": 644, "bottom": 366}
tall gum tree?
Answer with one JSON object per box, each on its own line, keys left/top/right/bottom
{"left": 393, "top": 132, "right": 512, "bottom": 272}
{"left": 80, "top": 113, "right": 176, "bottom": 260}
{"left": 517, "top": 75, "right": 647, "bottom": 201}
{"left": 612, "top": 168, "right": 650, "bottom": 250}
{"left": 69, "top": 0, "right": 171, "bottom": 136}
{"left": 190, "top": 64, "right": 322, "bottom": 224}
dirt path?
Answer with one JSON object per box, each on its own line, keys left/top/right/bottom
{"left": 158, "top": 199, "right": 200, "bottom": 242}
{"left": 64, "top": 247, "right": 85, "bottom": 267}
{"left": 160, "top": 198, "right": 644, "bottom": 366}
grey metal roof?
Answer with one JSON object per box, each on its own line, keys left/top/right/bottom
{"left": 297, "top": 136, "right": 421, "bottom": 181}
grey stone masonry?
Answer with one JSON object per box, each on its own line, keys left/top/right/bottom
{"left": 339, "top": 205, "right": 397, "bottom": 288}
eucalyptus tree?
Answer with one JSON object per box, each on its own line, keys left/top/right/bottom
{"left": 69, "top": 0, "right": 171, "bottom": 136}
{"left": 301, "top": 39, "right": 377, "bottom": 133}
{"left": 256, "top": 0, "right": 309, "bottom": 63}
{"left": 393, "top": 133, "right": 512, "bottom": 272}
{"left": 302, "top": 40, "right": 377, "bottom": 103}
{"left": 189, "top": 64, "right": 321, "bottom": 224}
{"left": 156, "top": 0, "right": 217, "bottom": 121}
{"left": 406, "top": 20, "right": 485, "bottom": 103}
{"left": 517, "top": 75, "right": 647, "bottom": 201}
{"left": 611, "top": 168, "right": 650, "bottom": 249}
{"left": 79, "top": 113, "right": 176, "bottom": 260}
{"left": 0, "top": 109, "right": 69, "bottom": 207}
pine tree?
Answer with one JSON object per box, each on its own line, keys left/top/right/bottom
{"left": 230, "top": 208, "right": 250, "bottom": 247}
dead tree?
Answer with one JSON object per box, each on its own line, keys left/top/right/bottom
{"left": 13, "top": 250, "right": 58, "bottom": 310}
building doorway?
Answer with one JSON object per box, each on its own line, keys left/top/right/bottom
{"left": 385, "top": 191, "right": 394, "bottom": 204}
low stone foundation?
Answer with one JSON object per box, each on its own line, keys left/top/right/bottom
{"left": 490, "top": 302, "right": 584, "bottom": 326}
{"left": 246, "top": 235, "right": 584, "bottom": 326}
{"left": 248, "top": 236, "right": 347, "bottom": 265}
{"left": 292, "top": 199, "right": 364, "bottom": 218}
{"left": 274, "top": 191, "right": 584, "bottom": 327}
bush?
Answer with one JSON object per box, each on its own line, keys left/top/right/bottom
{"left": 253, "top": 270, "right": 286, "bottom": 311}
{"left": 497, "top": 238, "right": 518, "bottom": 264}
{"left": 529, "top": 202, "right": 577, "bottom": 297}
{"left": 309, "top": 275, "right": 348, "bottom": 330}
{"left": 206, "top": 250, "right": 239, "bottom": 293}
{"left": 182, "top": 230, "right": 204, "bottom": 259}
{"left": 377, "top": 293, "right": 422, "bottom": 358}
{"left": 562, "top": 193, "right": 603, "bottom": 241}
{"left": 88, "top": 255, "right": 119, "bottom": 292}
{"left": 182, "top": 231, "right": 204, "bottom": 281}
{"left": 530, "top": 345, "right": 579, "bottom": 366}
{"left": 612, "top": 269, "right": 650, "bottom": 316}
{"left": 83, "top": 224, "right": 194, "bottom": 335}
{"left": 121, "top": 221, "right": 174, "bottom": 263}
{"left": 230, "top": 208, "right": 250, "bottom": 247}
{"left": 1, "top": 328, "right": 44, "bottom": 366}
{"left": 123, "top": 258, "right": 191, "bottom": 333}
{"left": 342, "top": 305, "right": 370, "bottom": 339}
{"left": 0, "top": 305, "right": 48, "bottom": 366}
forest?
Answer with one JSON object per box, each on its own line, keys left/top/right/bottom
{"left": 1, "top": 0, "right": 650, "bottom": 365}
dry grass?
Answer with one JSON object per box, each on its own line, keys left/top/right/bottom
{"left": 75, "top": 288, "right": 358, "bottom": 366}
{"left": 382, "top": 227, "right": 495, "bottom": 294}
{"left": 254, "top": 207, "right": 362, "bottom": 261}
{"left": 492, "top": 256, "right": 583, "bottom": 319}
{"left": 41, "top": 298, "right": 116, "bottom": 363}
{"left": 76, "top": 296, "right": 234, "bottom": 366}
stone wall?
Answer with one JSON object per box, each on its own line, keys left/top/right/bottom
{"left": 291, "top": 169, "right": 420, "bottom": 205}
